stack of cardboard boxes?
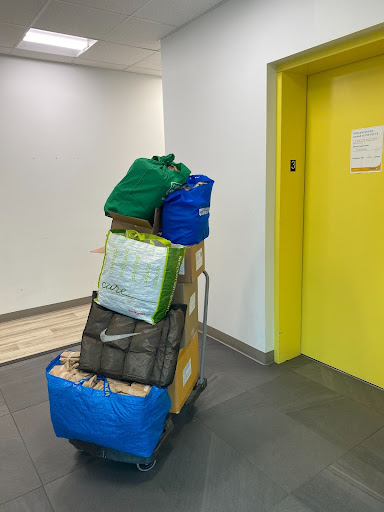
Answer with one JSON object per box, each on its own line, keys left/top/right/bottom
{"left": 93, "top": 209, "right": 205, "bottom": 413}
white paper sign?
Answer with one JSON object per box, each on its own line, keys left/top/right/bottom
{"left": 195, "top": 248, "right": 203, "bottom": 270}
{"left": 179, "top": 259, "right": 185, "bottom": 275}
{"left": 182, "top": 359, "right": 192, "bottom": 386}
{"left": 189, "top": 292, "right": 196, "bottom": 315}
{"left": 350, "top": 126, "right": 383, "bottom": 173}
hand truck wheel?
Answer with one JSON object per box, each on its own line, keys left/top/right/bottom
{"left": 136, "top": 460, "right": 156, "bottom": 472}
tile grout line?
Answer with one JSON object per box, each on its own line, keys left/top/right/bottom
{"left": 263, "top": 494, "right": 310, "bottom": 512}
{"left": 11, "top": 0, "right": 52, "bottom": 50}
{"left": 197, "top": 368, "right": 297, "bottom": 415}
{"left": 266, "top": 392, "right": 348, "bottom": 416}
{"left": 41, "top": 482, "right": 56, "bottom": 512}
{"left": 197, "top": 389, "right": 359, "bottom": 496}
{"left": 293, "top": 358, "right": 384, "bottom": 391}
{"left": 352, "top": 423, "right": 384, "bottom": 446}
{"left": 84, "top": 0, "right": 158, "bottom": 55}
{"left": 194, "top": 415, "right": 289, "bottom": 499}
{"left": 0, "top": 392, "right": 11, "bottom": 414}
{"left": 59, "top": 0, "right": 153, "bottom": 17}
{"left": 288, "top": 491, "right": 315, "bottom": 511}
{"left": 3, "top": 413, "right": 46, "bottom": 506}
{"left": 43, "top": 486, "right": 56, "bottom": 512}
{"left": 327, "top": 456, "right": 384, "bottom": 504}
{"left": 0, "top": 388, "right": 11, "bottom": 415}
{"left": 9, "top": 405, "right": 100, "bottom": 499}
{"left": 291, "top": 366, "right": 384, "bottom": 416}
{"left": 247, "top": 381, "right": 384, "bottom": 457}
{"left": 291, "top": 447, "right": 384, "bottom": 509}
{"left": 41, "top": 456, "right": 104, "bottom": 489}
{"left": 329, "top": 421, "right": 384, "bottom": 465}
{"left": 196, "top": 386, "right": 250, "bottom": 415}
{"left": 287, "top": 416, "right": 384, "bottom": 505}
{"left": 7, "top": 399, "right": 50, "bottom": 416}
{"left": 41, "top": 453, "right": 100, "bottom": 487}
{"left": 334, "top": 422, "right": 384, "bottom": 455}
{"left": 0, "top": 487, "right": 52, "bottom": 510}
{"left": 246, "top": 390, "right": 350, "bottom": 455}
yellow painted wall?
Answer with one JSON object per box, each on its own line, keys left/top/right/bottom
{"left": 274, "top": 72, "right": 307, "bottom": 363}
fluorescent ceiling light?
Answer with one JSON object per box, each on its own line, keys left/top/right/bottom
{"left": 17, "top": 29, "right": 97, "bottom": 57}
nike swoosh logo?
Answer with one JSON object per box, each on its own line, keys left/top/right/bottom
{"left": 100, "top": 329, "right": 139, "bottom": 343}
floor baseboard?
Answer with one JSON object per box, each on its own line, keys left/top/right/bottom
{"left": 199, "top": 322, "right": 274, "bottom": 365}
{"left": 0, "top": 341, "right": 81, "bottom": 368}
{"left": 0, "top": 297, "right": 92, "bottom": 324}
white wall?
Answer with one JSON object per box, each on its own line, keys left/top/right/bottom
{"left": 161, "top": 0, "right": 384, "bottom": 353}
{"left": 0, "top": 55, "right": 164, "bottom": 315}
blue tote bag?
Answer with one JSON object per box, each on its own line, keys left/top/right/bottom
{"left": 162, "top": 175, "right": 214, "bottom": 245}
{"left": 46, "top": 355, "right": 171, "bottom": 457}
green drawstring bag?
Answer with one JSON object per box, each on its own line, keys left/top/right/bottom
{"left": 104, "top": 154, "right": 191, "bottom": 223}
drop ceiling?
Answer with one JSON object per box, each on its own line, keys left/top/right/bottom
{"left": 0, "top": 0, "right": 227, "bottom": 75}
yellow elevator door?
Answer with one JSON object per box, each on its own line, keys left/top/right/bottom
{"left": 301, "top": 54, "right": 384, "bottom": 388}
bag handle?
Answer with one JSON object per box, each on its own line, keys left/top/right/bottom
{"left": 152, "top": 154, "right": 175, "bottom": 165}
{"left": 97, "top": 375, "right": 111, "bottom": 396}
{"left": 126, "top": 230, "right": 172, "bottom": 247}
{"left": 73, "top": 374, "right": 111, "bottom": 397}
{"left": 186, "top": 174, "right": 214, "bottom": 186}
{"left": 73, "top": 375, "right": 93, "bottom": 387}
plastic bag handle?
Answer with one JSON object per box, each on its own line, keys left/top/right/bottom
{"left": 126, "top": 230, "right": 172, "bottom": 247}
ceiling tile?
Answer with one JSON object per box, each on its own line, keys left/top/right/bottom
{"left": 103, "top": 17, "right": 175, "bottom": 50}
{"left": 10, "top": 48, "right": 74, "bottom": 63}
{"left": 133, "top": 51, "right": 161, "bottom": 70}
{"left": 126, "top": 66, "right": 161, "bottom": 77}
{"left": 0, "top": 23, "right": 28, "bottom": 48}
{"left": 73, "top": 58, "right": 126, "bottom": 70}
{"left": 0, "top": 0, "right": 47, "bottom": 26}
{"left": 33, "top": 0, "right": 127, "bottom": 39}
{"left": 78, "top": 41, "right": 154, "bottom": 66}
{"left": 61, "top": 0, "right": 149, "bottom": 16}
{"left": 0, "top": 46, "right": 12, "bottom": 55}
{"left": 134, "top": 0, "right": 225, "bottom": 27}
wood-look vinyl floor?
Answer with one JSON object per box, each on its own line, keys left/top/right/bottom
{"left": 0, "top": 305, "right": 89, "bottom": 364}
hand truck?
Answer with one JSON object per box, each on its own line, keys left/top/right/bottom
{"left": 70, "top": 270, "right": 209, "bottom": 471}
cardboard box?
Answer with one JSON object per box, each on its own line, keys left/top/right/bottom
{"left": 178, "top": 241, "right": 205, "bottom": 283}
{"left": 107, "top": 208, "right": 162, "bottom": 235}
{"left": 172, "top": 280, "right": 198, "bottom": 348}
{"left": 91, "top": 227, "right": 206, "bottom": 286}
{"left": 91, "top": 211, "right": 205, "bottom": 285}
{"left": 91, "top": 209, "right": 162, "bottom": 254}
{"left": 90, "top": 246, "right": 105, "bottom": 254}
{"left": 168, "top": 332, "right": 199, "bottom": 414}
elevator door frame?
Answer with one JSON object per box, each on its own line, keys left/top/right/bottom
{"left": 274, "top": 28, "right": 384, "bottom": 363}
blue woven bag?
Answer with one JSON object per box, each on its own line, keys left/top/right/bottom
{"left": 46, "top": 355, "right": 171, "bottom": 457}
{"left": 162, "top": 175, "right": 214, "bottom": 245}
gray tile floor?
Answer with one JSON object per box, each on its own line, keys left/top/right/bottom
{"left": 0, "top": 337, "right": 383, "bottom": 511}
